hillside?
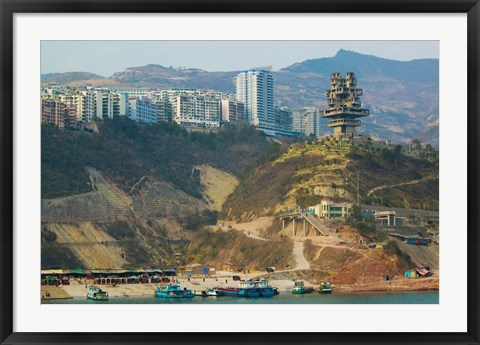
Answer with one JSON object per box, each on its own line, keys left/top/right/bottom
{"left": 42, "top": 50, "right": 439, "bottom": 144}
{"left": 41, "top": 119, "right": 277, "bottom": 269}
{"left": 222, "top": 137, "right": 439, "bottom": 221}
{"left": 41, "top": 118, "right": 273, "bottom": 199}
{"left": 41, "top": 71, "right": 105, "bottom": 84}
{"left": 41, "top": 218, "right": 175, "bottom": 269}
{"left": 183, "top": 228, "right": 295, "bottom": 271}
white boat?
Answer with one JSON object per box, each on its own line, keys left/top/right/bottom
{"left": 206, "top": 288, "right": 217, "bottom": 296}
{"left": 87, "top": 285, "right": 109, "bottom": 300}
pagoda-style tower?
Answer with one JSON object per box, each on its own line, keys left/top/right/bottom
{"left": 322, "top": 72, "right": 369, "bottom": 136}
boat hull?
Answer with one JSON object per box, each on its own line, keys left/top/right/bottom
{"left": 155, "top": 292, "right": 194, "bottom": 298}
{"left": 291, "top": 287, "right": 314, "bottom": 294}
{"left": 87, "top": 295, "right": 109, "bottom": 301}
{"left": 259, "top": 288, "right": 276, "bottom": 297}
{"left": 216, "top": 288, "right": 239, "bottom": 297}
{"left": 237, "top": 288, "right": 260, "bottom": 297}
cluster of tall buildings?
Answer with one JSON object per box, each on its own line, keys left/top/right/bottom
{"left": 41, "top": 68, "right": 322, "bottom": 137}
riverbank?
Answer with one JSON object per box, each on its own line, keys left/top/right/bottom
{"left": 42, "top": 274, "right": 438, "bottom": 300}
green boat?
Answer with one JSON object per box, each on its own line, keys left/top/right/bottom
{"left": 320, "top": 281, "right": 332, "bottom": 294}
{"left": 291, "top": 281, "right": 314, "bottom": 294}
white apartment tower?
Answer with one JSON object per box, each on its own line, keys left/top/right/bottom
{"left": 235, "top": 69, "right": 275, "bottom": 133}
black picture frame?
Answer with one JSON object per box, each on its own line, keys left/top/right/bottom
{"left": 1, "top": 1, "right": 479, "bottom": 344}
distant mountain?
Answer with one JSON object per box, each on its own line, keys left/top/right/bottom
{"left": 41, "top": 71, "right": 105, "bottom": 84}
{"left": 275, "top": 50, "right": 439, "bottom": 145}
{"left": 111, "top": 64, "right": 238, "bottom": 91}
{"left": 42, "top": 50, "right": 439, "bottom": 144}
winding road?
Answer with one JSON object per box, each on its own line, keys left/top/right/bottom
{"left": 293, "top": 242, "right": 311, "bottom": 270}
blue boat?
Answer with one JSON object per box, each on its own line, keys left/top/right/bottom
{"left": 237, "top": 279, "right": 275, "bottom": 298}
{"left": 154, "top": 284, "right": 194, "bottom": 298}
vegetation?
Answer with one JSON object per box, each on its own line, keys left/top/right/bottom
{"left": 180, "top": 210, "right": 218, "bottom": 231}
{"left": 384, "top": 240, "right": 414, "bottom": 267}
{"left": 303, "top": 239, "right": 362, "bottom": 272}
{"left": 104, "top": 220, "right": 137, "bottom": 240}
{"left": 184, "top": 228, "right": 294, "bottom": 270}
{"left": 41, "top": 243, "right": 83, "bottom": 269}
{"left": 223, "top": 138, "right": 439, "bottom": 221}
{"left": 42, "top": 118, "right": 273, "bottom": 199}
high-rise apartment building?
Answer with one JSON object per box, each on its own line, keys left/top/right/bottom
{"left": 175, "top": 91, "right": 222, "bottom": 128}
{"left": 114, "top": 87, "right": 151, "bottom": 116}
{"left": 235, "top": 68, "right": 275, "bottom": 134}
{"left": 221, "top": 99, "right": 245, "bottom": 125}
{"left": 41, "top": 99, "right": 66, "bottom": 129}
{"left": 82, "top": 89, "right": 120, "bottom": 121}
{"left": 136, "top": 96, "right": 168, "bottom": 124}
{"left": 291, "top": 107, "right": 321, "bottom": 137}
{"left": 274, "top": 107, "right": 293, "bottom": 132}
{"left": 41, "top": 98, "right": 77, "bottom": 129}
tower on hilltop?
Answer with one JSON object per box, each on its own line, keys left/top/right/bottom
{"left": 322, "top": 72, "right": 369, "bottom": 136}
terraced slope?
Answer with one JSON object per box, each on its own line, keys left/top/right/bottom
{"left": 42, "top": 168, "right": 209, "bottom": 222}
{"left": 44, "top": 222, "right": 128, "bottom": 268}
{"left": 223, "top": 138, "right": 438, "bottom": 221}
{"left": 130, "top": 177, "right": 209, "bottom": 217}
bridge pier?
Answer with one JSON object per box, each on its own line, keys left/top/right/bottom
{"left": 293, "top": 218, "right": 296, "bottom": 236}
{"left": 304, "top": 219, "right": 306, "bottom": 237}
{"left": 282, "top": 218, "right": 285, "bottom": 230}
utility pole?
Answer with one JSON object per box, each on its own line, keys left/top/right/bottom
{"left": 357, "top": 171, "right": 360, "bottom": 205}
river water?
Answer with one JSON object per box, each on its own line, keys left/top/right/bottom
{"left": 43, "top": 291, "right": 438, "bottom": 304}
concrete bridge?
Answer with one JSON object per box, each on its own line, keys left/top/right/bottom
{"left": 279, "top": 208, "right": 337, "bottom": 238}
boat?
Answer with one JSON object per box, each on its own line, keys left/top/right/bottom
{"left": 193, "top": 288, "right": 217, "bottom": 297}
{"left": 206, "top": 288, "right": 218, "bottom": 296}
{"left": 237, "top": 279, "right": 276, "bottom": 298}
{"left": 256, "top": 279, "right": 276, "bottom": 297}
{"left": 154, "top": 284, "right": 195, "bottom": 298}
{"left": 87, "top": 285, "right": 109, "bottom": 300}
{"left": 291, "top": 281, "right": 314, "bottom": 294}
{"left": 216, "top": 280, "right": 277, "bottom": 298}
{"left": 320, "top": 281, "right": 332, "bottom": 294}
{"left": 193, "top": 290, "right": 208, "bottom": 297}
{"left": 215, "top": 287, "right": 239, "bottom": 297}
{"left": 237, "top": 280, "right": 260, "bottom": 298}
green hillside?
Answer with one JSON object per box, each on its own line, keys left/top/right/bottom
{"left": 222, "top": 137, "right": 439, "bottom": 221}
{"left": 41, "top": 118, "right": 273, "bottom": 199}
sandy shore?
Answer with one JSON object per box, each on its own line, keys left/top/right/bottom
{"left": 41, "top": 274, "right": 438, "bottom": 300}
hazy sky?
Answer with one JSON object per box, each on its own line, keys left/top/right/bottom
{"left": 41, "top": 41, "right": 439, "bottom": 76}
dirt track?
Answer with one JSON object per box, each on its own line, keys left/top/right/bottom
{"left": 293, "top": 242, "right": 310, "bottom": 270}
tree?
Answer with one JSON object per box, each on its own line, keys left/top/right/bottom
{"left": 412, "top": 139, "right": 421, "bottom": 149}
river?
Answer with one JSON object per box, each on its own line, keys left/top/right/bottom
{"left": 43, "top": 291, "right": 438, "bottom": 304}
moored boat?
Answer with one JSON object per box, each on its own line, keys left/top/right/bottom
{"left": 215, "top": 287, "right": 239, "bottom": 297}
{"left": 320, "top": 281, "right": 332, "bottom": 294}
{"left": 87, "top": 285, "right": 109, "bottom": 300}
{"left": 291, "top": 281, "right": 314, "bottom": 294}
{"left": 193, "top": 290, "right": 208, "bottom": 297}
{"left": 256, "top": 279, "right": 276, "bottom": 297}
{"left": 206, "top": 288, "right": 218, "bottom": 296}
{"left": 237, "top": 279, "right": 276, "bottom": 297}
{"left": 154, "top": 284, "right": 194, "bottom": 298}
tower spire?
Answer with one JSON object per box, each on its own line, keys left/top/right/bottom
{"left": 322, "top": 72, "right": 369, "bottom": 136}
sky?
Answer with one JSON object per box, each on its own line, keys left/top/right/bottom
{"left": 41, "top": 41, "right": 439, "bottom": 77}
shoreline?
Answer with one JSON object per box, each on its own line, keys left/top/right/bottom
{"left": 41, "top": 276, "right": 439, "bottom": 300}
